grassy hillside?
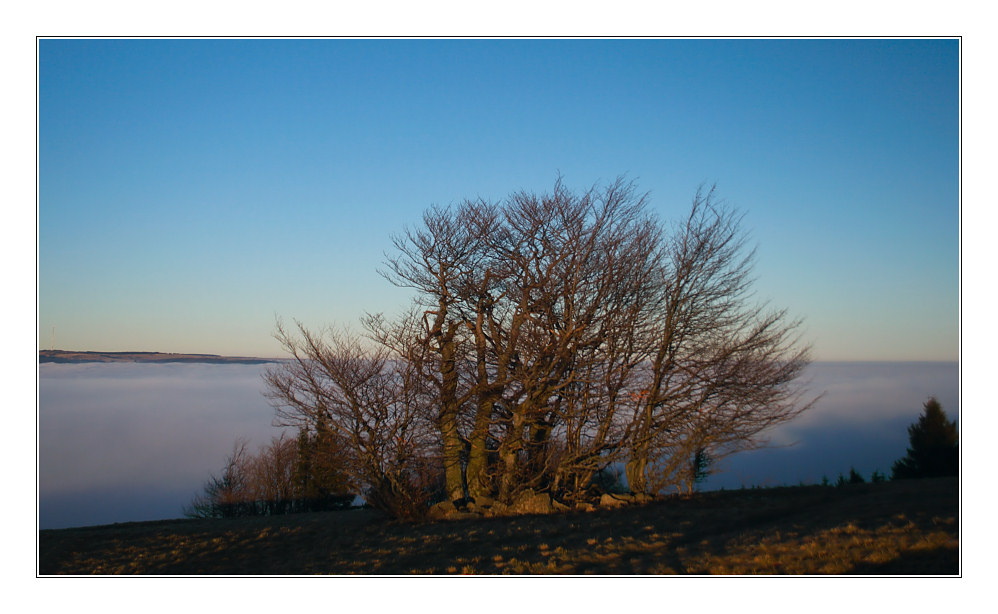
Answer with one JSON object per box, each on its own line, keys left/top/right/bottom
{"left": 38, "top": 477, "right": 958, "bottom": 575}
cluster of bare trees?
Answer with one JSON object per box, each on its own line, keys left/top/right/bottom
{"left": 264, "top": 178, "right": 814, "bottom": 518}
{"left": 184, "top": 431, "right": 353, "bottom": 518}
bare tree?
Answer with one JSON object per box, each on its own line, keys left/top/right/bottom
{"left": 624, "top": 186, "right": 814, "bottom": 494}
{"left": 184, "top": 439, "right": 252, "bottom": 518}
{"left": 244, "top": 433, "right": 298, "bottom": 514}
{"left": 485, "top": 179, "right": 664, "bottom": 501}
{"left": 375, "top": 178, "right": 667, "bottom": 504}
{"left": 185, "top": 436, "right": 299, "bottom": 518}
{"left": 263, "top": 178, "right": 814, "bottom": 516}
{"left": 265, "top": 320, "right": 442, "bottom": 518}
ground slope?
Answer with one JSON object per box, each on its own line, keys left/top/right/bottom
{"left": 38, "top": 477, "right": 958, "bottom": 575}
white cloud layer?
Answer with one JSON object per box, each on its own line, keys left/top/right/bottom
{"left": 38, "top": 361, "right": 959, "bottom": 528}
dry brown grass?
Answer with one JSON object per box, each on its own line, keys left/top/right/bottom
{"left": 38, "top": 477, "right": 958, "bottom": 575}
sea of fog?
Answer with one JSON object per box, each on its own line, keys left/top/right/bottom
{"left": 38, "top": 361, "right": 959, "bottom": 529}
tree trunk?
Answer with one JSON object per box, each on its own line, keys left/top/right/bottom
{"left": 625, "top": 455, "right": 647, "bottom": 495}
{"left": 465, "top": 396, "right": 495, "bottom": 499}
{"left": 466, "top": 310, "right": 498, "bottom": 499}
{"left": 498, "top": 408, "right": 526, "bottom": 502}
{"left": 438, "top": 332, "right": 465, "bottom": 501}
{"left": 526, "top": 421, "right": 552, "bottom": 482}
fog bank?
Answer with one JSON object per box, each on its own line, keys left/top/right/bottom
{"left": 38, "top": 361, "right": 959, "bottom": 529}
{"left": 702, "top": 361, "right": 960, "bottom": 489}
{"left": 39, "top": 362, "right": 286, "bottom": 528}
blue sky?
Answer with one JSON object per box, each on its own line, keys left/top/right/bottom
{"left": 38, "top": 38, "right": 959, "bottom": 360}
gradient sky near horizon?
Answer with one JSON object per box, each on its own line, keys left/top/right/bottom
{"left": 38, "top": 38, "right": 959, "bottom": 361}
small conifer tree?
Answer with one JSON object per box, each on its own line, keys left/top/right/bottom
{"left": 292, "top": 422, "right": 354, "bottom": 511}
{"left": 891, "top": 397, "right": 958, "bottom": 480}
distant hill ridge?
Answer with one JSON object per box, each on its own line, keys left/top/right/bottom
{"left": 39, "top": 350, "right": 278, "bottom": 365}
